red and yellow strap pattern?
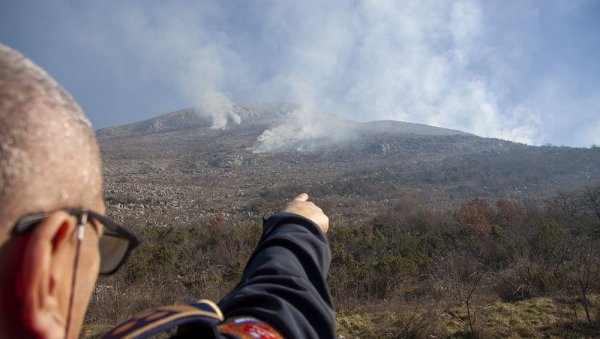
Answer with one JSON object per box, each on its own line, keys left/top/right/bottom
{"left": 218, "top": 317, "right": 284, "bottom": 339}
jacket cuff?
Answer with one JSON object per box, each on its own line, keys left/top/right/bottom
{"left": 262, "top": 212, "right": 326, "bottom": 239}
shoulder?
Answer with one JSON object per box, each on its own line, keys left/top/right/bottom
{"left": 102, "top": 300, "right": 223, "bottom": 338}
{"left": 102, "top": 300, "right": 283, "bottom": 339}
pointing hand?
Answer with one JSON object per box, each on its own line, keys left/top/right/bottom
{"left": 283, "top": 193, "right": 329, "bottom": 234}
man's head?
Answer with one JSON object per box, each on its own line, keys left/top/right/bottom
{"left": 0, "top": 43, "right": 105, "bottom": 338}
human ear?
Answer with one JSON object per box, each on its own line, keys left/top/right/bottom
{"left": 17, "top": 211, "right": 76, "bottom": 339}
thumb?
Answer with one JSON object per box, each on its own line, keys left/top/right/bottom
{"left": 292, "top": 193, "right": 309, "bottom": 202}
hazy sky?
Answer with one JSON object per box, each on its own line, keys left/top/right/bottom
{"left": 1, "top": 1, "right": 599, "bottom": 147}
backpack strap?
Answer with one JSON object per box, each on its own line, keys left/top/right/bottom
{"left": 217, "top": 317, "right": 284, "bottom": 339}
{"left": 102, "top": 299, "right": 224, "bottom": 339}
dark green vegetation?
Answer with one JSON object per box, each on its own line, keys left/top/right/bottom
{"left": 85, "top": 104, "right": 600, "bottom": 337}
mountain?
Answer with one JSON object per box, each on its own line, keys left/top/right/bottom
{"left": 96, "top": 102, "right": 468, "bottom": 139}
{"left": 97, "top": 102, "right": 600, "bottom": 228}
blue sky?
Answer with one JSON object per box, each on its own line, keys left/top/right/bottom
{"left": 1, "top": 1, "right": 599, "bottom": 147}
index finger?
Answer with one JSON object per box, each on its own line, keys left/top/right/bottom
{"left": 292, "top": 193, "right": 309, "bottom": 202}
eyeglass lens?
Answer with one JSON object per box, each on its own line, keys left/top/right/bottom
{"left": 99, "top": 234, "right": 131, "bottom": 274}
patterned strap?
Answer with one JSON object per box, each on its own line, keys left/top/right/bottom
{"left": 102, "top": 299, "right": 224, "bottom": 339}
{"left": 218, "top": 317, "right": 284, "bottom": 339}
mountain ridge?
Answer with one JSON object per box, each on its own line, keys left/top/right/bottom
{"left": 96, "top": 101, "right": 471, "bottom": 140}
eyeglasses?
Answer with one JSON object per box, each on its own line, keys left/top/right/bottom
{"left": 12, "top": 208, "right": 140, "bottom": 275}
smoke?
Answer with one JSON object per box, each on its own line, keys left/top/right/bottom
{"left": 66, "top": 2, "right": 245, "bottom": 130}
{"left": 196, "top": 91, "right": 240, "bottom": 130}
{"left": 252, "top": 106, "right": 351, "bottom": 153}
{"left": 247, "top": 0, "right": 551, "bottom": 151}
{"left": 11, "top": 0, "right": 598, "bottom": 146}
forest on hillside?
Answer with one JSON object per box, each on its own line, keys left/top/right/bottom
{"left": 84, "top": 183, "right": 600, "bottom": 338}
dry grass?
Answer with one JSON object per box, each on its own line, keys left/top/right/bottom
{"left": 334, "top": 295, "right": 600, "bottom": 339}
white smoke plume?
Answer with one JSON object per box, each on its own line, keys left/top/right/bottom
{"left": 196, "top": 91, "right": 241, "bottom": 130}
{"left": 24, "top": 1, "right": 599, "bottom": 147}
{"left": 67, "top": 2, "right": 246, "bottom": 130}
{"left": 252, "top": 106, "right": 351, "bottom": 153}
{"left": 250, "top": 0, "right": 547, "bottom": 151}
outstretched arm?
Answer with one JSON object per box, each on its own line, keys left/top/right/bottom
{"left": 218, "top": 194, "right": 335, "bottom": 339}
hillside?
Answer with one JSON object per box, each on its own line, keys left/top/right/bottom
{"left": 87, "top": 102, "right": 600, "bottom": 338}
{"left": 97, "top": 102, "right": 600, "bottom": 229}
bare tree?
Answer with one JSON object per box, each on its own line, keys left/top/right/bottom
{"left": 546, "top": 191, "right": 584, "bottom": 217}
{"left": 434, "top": 253, "right": 488, "bottom": 335}
{"left": 581, "top": 185, "right": 600, "bottom": 224}
{"left": 569, "top": 236, "right": 600, "bottom": 326}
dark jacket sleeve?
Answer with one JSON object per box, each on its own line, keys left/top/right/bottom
{"left": 217, "top": 212, "right": 336, "bottom": 339}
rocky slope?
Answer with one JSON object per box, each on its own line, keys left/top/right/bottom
{"left": 97, "top": 102, "right": 600, "bottom": 230}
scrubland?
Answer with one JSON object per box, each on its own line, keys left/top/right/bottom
{"left": 88, "top": 111, "right": 600, "bottom": 337}
{"left": 84, "top": 184, "right": 600, "bottom": 338}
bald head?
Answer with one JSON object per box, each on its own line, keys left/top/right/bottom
{"left": 0, "top": 44, "right": 103, "bottom": 235}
